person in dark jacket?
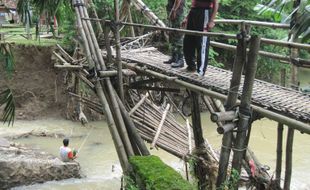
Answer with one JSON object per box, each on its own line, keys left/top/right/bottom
{"left": 182, "top": 0, "right": 219, "bottom": 76}
{"left": 164, "top": 0, "right": 186, "bottom": 68}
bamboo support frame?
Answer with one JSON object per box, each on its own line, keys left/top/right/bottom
{"left": 217, "top": 33, "right": 247, "bottom": 187}
{"left": 114, "top": 0, "right": 125, "bottom": 102}
{"left": 284, "top": 128, "right": 294, "bottom": 190}
{"left": 232, "top": 36, "right": 261, "bottom": 178}
{"left": 122, "top": 62, "right": 310, "bottom": 134}
{"left": 276, "top": 123, "right": 284, "bottom": 187}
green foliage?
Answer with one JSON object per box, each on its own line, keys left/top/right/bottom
{"left": 124, "top": 176, "right": 140, "bottom": 190}
{"left": 219, "top": 169, "right": 240, "bottom": 190}
{"left": 0, "top": 89, "right": 15, "bottom": 126}
{"left": 129, "top": 155, "right": 195, "bottom": 190}
{"left": 0, "top": 44, "right": 15, "bottom": 77}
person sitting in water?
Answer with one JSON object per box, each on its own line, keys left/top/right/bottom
{"left": 60, "top": 138, "right": 77, "bottom": 162}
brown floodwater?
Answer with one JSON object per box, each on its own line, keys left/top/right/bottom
{"left": 0, "top": 114, "right": 308, "bottom": 190}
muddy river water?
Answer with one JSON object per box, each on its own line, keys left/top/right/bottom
{"left": 0, "top": 113, "right": 309, "bottom": 190}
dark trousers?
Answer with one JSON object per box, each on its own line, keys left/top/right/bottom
{"left": 183, "top": 8, "right": 211, "bottom": 75}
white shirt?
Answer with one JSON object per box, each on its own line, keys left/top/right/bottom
{"left": 59, "top": 146, "right": 72, "bottom": 162}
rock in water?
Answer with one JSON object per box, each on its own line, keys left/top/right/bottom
{"left": 0, "top": 143, "right": 81, "bottom": 189}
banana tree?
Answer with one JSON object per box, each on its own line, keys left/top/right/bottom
{"left": 256, "top": 0, "right": 309, "bottom": 42}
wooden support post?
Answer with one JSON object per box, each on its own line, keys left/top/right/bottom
{"left": 284, "top": 128, "right": 294, "bottom": 190}
{"left": 151, "top": 104, "right": 170, "bottom": 149}
{"left": 191, "top": 91, "right": 207, "bottom": 190}
{"left": 231, "top": 35, "right": 260, "bottom": 180}
{"left": 276, "top": 123, "right": 284, "bottom": 187}
{"left": 216, "top": 32, "right": 247, "bottom": 188}
{"left": 114, "top": 0, "right": 125, "bottom": 102}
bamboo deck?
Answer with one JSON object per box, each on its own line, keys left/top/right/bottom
{"left": 120, "top": 47, "right": 310, "bottom": 123}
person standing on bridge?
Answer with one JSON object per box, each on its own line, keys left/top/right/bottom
{"left": 182, "top": 0, "right": 219, "bottom": 76}
{"left": 163, "top": 0, "right": 185, "bottom": 68}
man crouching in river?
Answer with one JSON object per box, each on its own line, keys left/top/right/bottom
{"left": 60, "top": 138, "right": 77, "bottom": 162}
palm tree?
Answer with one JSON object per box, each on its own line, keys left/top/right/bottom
{"left": 0, "top": 44, "right": 15, "bottom": 126}
{"left": 0, "top": 89, "right": 15, "bottom": 126}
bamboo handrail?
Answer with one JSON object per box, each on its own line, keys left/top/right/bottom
{"left": 210, "top": 41, "right": 310, "bottom": 67}
{"left": 214, "top": 19, "right": 290, "bottom": 29}
{"left": 83, "top": 18, "right": 237, "bottom": 39}
{"left": 84, "top": 18, "right": 310, "bottom": 51}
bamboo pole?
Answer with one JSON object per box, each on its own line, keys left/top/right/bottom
{"left": 276, "top": 123, "right": 284, "bottom": 187}
{"left": 191, "top": 91, "right": 208, "bottom": 190}
{"left": 210, "top": 41, "right": 310, "bottom": 67}
{"left": 231, "top": 36, "right": 261, "bottom": 180}
{"left": 104, "top": 26, "right": 113, "bottom": 64}
{"left": 95, "top": 81, "right": 129, "bottom": 172}
{"left": 216, "top": 32, "right": 247, "bottom": 188}
{"left": 85, "top": 18, "right": 310, "bottom": 52}
{"left": 129, "top": 93, "right": 149, "bottom": 115}
{"left": 73, "top": 3, "right": 95, "bottom": 69}
{"left": 214, "top": 19, "right": 290, "bottom": 29}
{"left": 79, "top": 0, "right": 135, "bottom": 158}
{"left": 84, "top": 18, "right": 237, "bottom": 39}
{"left": 114, "top": 0, "right": 125, "bottom": 102}
{"left": 114, "top": 89, "right": 150, "bottom": 156}
{"left": 131, "top": 0, "right": 166, "bottom": 27}
{"left": 186, "top": 119, "right": 192, "bottom": 154}
{"left": 284, "top": 128, "right": 294, "bottom": 190}
{"left": 151, "top": 103, "right": 170, "bottom": 149}
{"left": 88, "top": 0, "right": 103, "bottom": 34}
{"left": 74, "top": 0, "right": 135, "bottom": 169}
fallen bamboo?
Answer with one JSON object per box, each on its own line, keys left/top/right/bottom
{"left": 129, "top": 93, "right": 149, "bottom": 115}
{"left": 151, "top": 103, "right": 170, "bottom": 149}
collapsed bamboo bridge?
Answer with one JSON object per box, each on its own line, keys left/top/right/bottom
{"left": 53, "top": 0, "right": 310, "bottom": 189}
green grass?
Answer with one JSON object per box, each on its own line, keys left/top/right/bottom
{"left": 129, "top": 156, "right": 195, "bottom": 190}
{"left": 0, "top": 25, "right": 60, "bottom": 46}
